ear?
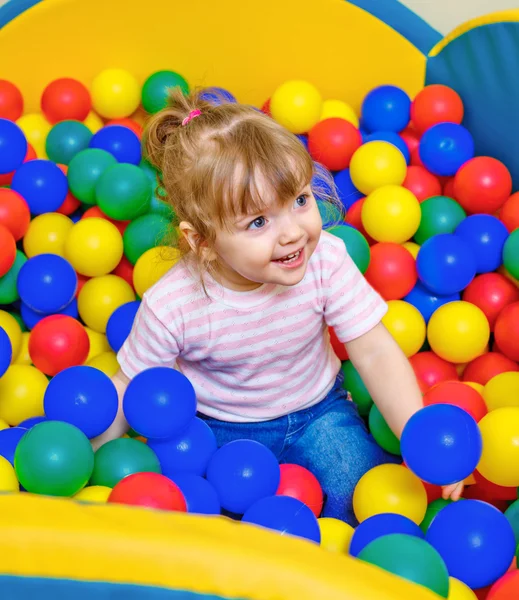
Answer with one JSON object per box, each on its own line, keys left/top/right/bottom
{"left": 179, "top": 221, "right": 217, "bottom": 262}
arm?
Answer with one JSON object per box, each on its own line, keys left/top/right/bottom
{"left": 91, "top": 369, "right": 131, "bottom": 451}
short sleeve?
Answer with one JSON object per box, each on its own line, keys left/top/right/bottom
{"left": 117, "top": 296, "right": 182, "bottom": 379}
{"left": 323, "top": 237, "right": 387, "bottom": 343}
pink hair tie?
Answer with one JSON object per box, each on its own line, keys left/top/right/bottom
{"left": 182, "top": 109, "right": 202, "bottom": 126}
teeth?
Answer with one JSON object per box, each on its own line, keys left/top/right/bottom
{"left": 277, "top": 249, "right": 301, "bottom": 263}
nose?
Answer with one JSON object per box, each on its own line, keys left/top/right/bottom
{"left": 278, "top": 215, "right": 305, "bottom": 247}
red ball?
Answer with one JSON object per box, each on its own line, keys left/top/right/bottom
{"left": 462, "top": 352, "right": 519, "bottom": 386}
{"left": 443, "top": 177, "right": 457, "bottom": 200}
{"left": 500, "top": 192, "right": 519, "bottom": 233}
{"left": 488, "top": 570, "right": 519, "bottom": 600}
{"left": 494, "top": 302, "right": 519, "bottom": 362}
{"left": 399, "top": 127, "right": 420, "bottom": 156}
{"left": 28, "top": 315, "right": 90, "bottom": 376}
{"left": 0, "top": 80, "right": 23, "bottom": 121}
{"left": 364, "top": 242, "right": 417, "bottom": 300}
{"left": 106, "top": 118, "right": 143, "bottom": 138}
{"left": 345, "top": 198, "right": 375, "bottom": 244}
{"left": 473, "top": 471, "right": 517, "bottom": 501}
{"left": 276, "top": 464, "right": 323, "bottom": 517}
{"left": 308, "top": 118, "right": 362, "bottom": 171}
{"left": 423, "top": 381, "right": 487, "bottom": 422}
{"left": 108, "top": 472, "right": 187, "bottom": 511}
{"left": 409, "top": 351, "right": 459, "bottom": 391}
{"left": 463, "top": 273, "right": 519, "bottom": 331}
{"left": 76, "top": 274, "right": 90, "bottom": 297}
{"left": 261, "top": 98, "right": 271, "bottom": 117}
{"left": 0, "top": 224, "right": 16, "bottom": 277}
{"left": 454, "top": 157, "right": 512, "bottom": 215}
{"left": 410, "top": 85, "right": 464, "bottom": 134}
{"left": 0, "top": 142, "right": 37, "bottom": 187}
{"left": 422, "top": 480, "right": 443, "bottom": 504}
{"left": 0, "top": 188, "right": 30, "bottom": 240}
{"left": 329, "top": 326, "right": 348, "bottom": 361}
{"left": 402, "top": 166, "right": 442, "bottom": 202}
{"left": 41, "top": 78, "right": 91, "bottom": 124}
{"left": 81, "top": 205, "right": 130, "bottom": 236}
{"left": 463, "top": 482, "right": 510, "bottom": 513}
{"left": 55, "top": 164, "right": 81, "bottom": 215}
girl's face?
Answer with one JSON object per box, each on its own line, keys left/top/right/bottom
{"left": 211, "top": 181, "right": 323, "bottom": 292}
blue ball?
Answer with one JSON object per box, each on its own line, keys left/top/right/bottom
{"left": 0, "top": 118, "right": 27, "bottom": 174}
{"left": 44, "top": 366, "right": 119, "bottom": 439}
{"left": 123, "top": 367, "right": 197, "bottom": 440}
{"left": 242, "top": 495, "right": 320, "bottom": 543}
{"left": 334, "top": 168, "right": 363, "bottom": 210}
{"left": 46, "top": 120, "right": 93, "bottom": 165}
{"left": 20, "top": 297, "right": 78, "bottom": 330}
{"left": 89, "top": 125, "right": 141, "bottom": 165}
{"left": 170, "top": 474, "right": 221, "bottom": 515}
{"left": 361, "top": 86, "right": 411, "bottom": 133}
{"left": 404, "top": 282, "right": 460, "bottom": 323}
{"left": 106, "top": 300, "right": 140, "bottom": 352}
{"left": 426, "top": 499, "right": 516, "bottom": 589}
{"left": 0, "top": 427, "right": 27, "bottom": 465}
{"left": 364, "top": 131, "right": 410, "bottom": 164}
{"left": 349, "top": 513, "right": 424, "bottom": 557}
{"left": 199, "top": 87, "right": 237, "bottom": 105}
{"left": 419, "top": 123, "right": 475, "bottom": 177}
{"left": 18, "top": 416, "right": 47, "bottom": 429}
{"left": 455, "top": 214, "right": 509, "bottom": 273}
{"left": 401, "top": 405, "right": 482, "bottom": 486}
{"left": 17, "top": 254, "right": 77, "bottom": 314}
{"left": 206, "top": 440, "right": 280, "bottom": 515}
{"left": 11, "top": 159, "right": 68, "bottom": 215}
{"left": 417, "top": 234, "right": 476, "bottom": 295}
{"left": 296, "top": 134, "right": 309, "bottom": 149}
{"left": 0, "top": 326, "right": 12, "bottom": 378}
{"left": 147, "top": 417, "right": 217, "bottom": 477}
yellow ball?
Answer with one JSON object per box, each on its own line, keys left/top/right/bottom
{"left": 13, "top": 332, "right": 31, "bottom": 366}
{"left": 361, "top": 185, "right": 421, "bottom": 243}
{"left": 83, "top": 111, "right": 105, "bottom": 133}
{"left": 16, "top": 113, "right": 51, "bottom": 158}
{"left": 0, "top": 420, "right": 9, "bottom": 431}
{"left": 320, "top": 100, "right": 359, "bottom": 128}
{"left": 478, "top": 407, "right": 519, "bottom": 487}
{"left": 133, "top": 246, "right": 180, "bottom": 298}
{"left": 23, "top": 212, "right": 74, "bottom": 258}
{"left": 87, "top": 351, "right": 119, "bottom": 377}
{"left": 428, "top": 301, "right": 490, "bottom": 364}
{"left": 0, "top": 310, "right": 22, "bottom": 361}
{"left": 318, "top": 517, "right": 354, "bottom": 553}
{"left": 270, "top": 80, "right": 323, "bottom": 134}
{"left": 484, "top": 372, "right": 519, "bottom": 411}
{"left": 78, "top": 275, "right": 136, "bottom": 333}
{"left": 0, "top": 455, "right": 19, "bottom": 493}
{"left": 91, "top": 69, "right": 141, "bottom": 119}
{"left": 64, "top": 218, "right": 123, "bottom": 277}
{"left": 448, "top": 577, "right": 477, "bottom": 600}
{"left": 402, "top": 241, "right": 420, "bottom": 259}
{"left": 353, "top": 464, "right": 427, "bottom": 524}
{"left": 84, "top": 327, "right": 111, "bottom": 362}
{"left": 382, "top": 300, "right": 426, "bottom": 358}
{"left": 350, "top": 141, "right": 407, "bottom": 195}
{"left": 74, "top": 485, "right": 112, "bottom": 503}
{"left": 464, "top": 382, "right": 485, "bottom": 396}
{"left": 0, "top": 364, "right": 47, "bottom": 426}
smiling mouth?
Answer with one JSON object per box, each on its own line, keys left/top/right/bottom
{"left": 272, "top": 248, "right": 303, "bottom": 264}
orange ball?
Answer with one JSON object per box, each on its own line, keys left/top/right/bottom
{"left": 500, "top": 192, "right": 519, "bottom": 233}
{"left": 0, "top": 224, "right": 16, "bottom": 277}
{"left": 364, "top": 242, "right": 417, "bottom": 300}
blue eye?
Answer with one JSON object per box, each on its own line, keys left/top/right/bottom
{"left": 247, "top": 216, "right": 266, "bottom": 230}
{"left": 296, "top": 194, "right": 308, "bottom": 207}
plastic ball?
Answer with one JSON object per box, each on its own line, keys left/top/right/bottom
{"left": 199, "top": 87, "right": 236, "bottom": 106}
{"left": 133, "top": 246, "right": 180, "bottom": 298}
{"left": 307, "top": 118, "right": 362, "bottom": 171}
{"left": 328, "top": 224, "right": 370, "bottom": 273}
{"left": 123, "top": 367, "right": 196, "bottom": 440}
{"left": 382, "top": 300, "right": 426, "bottom": 357}
{"left": 353, "top": 464, "right": 427, "bottom": 524}
{"left": 276, "top": 464, "right": 323, "bottom": 517}
{"left": 341, "top": 360, "right": 372, "bottom": 415}
{"left": 0, "top": 455, "right": 19, "bottom": 493}
{"left": 0, "top": 188, "right": 30, "bottom": 241}
{"left": 344, "top": 199, "right": 374, "bottom": 244}
{"left": 0, "top": 80, "right": 23, "bottom": 121}
{"left": 402, "top": 166, "right": 442, "bottom": 202}
{"left": 0, "top": 311, "right": 22, "bottom": 360}
{"left": 484, "top": 372, "right": 519, "bottom": 411}
{"left": 350, "top": 142, "right": 407, "bottom": 195}
{"left": 333, "top": 168, "right": 363, "bottom": 210}
{"left": 455, "top": 215, "right": 509, "bottom": 274}
{"left": 364, "top": 242, "right": 416, "bottom": 300}
{"left": 419, "top": 123, "right": 474, "bottom": 177}
{"left": 67, "top": 148, "right": 117, "bottom": 204}
{"left": 404, "top": 282, "right": 460, "bottom": 324}
{"left": 77, "top": 274, "right": 135, "bottom": 333}
{"left": 81, "top": 205, "right": 129, "bottom": 236}
{"left": 14, "top": 421, "right": 94, "bottom": 496}
{"left": 0, "top": 118, "right": 27, "bottom": 174}
{"left": 11, "top": 159, "right": 68, "bottom": 215}
{"left": 364, "top": 131, "right": 410, "bottom": 163}
{"left": 428, "top": 301, "right": 489, "bottom": 364}
{"left": 86, "top": 351, "right": 119, "bottom": 377}
{"left": 411, "top": 85, "right": 464, "bottom": 134}
{"left": 16, "top": 113, "right": 51, "bottom": 158}
{"left": 89, "top": 125, "right": 141, "bottom": 165}
{"left": 123, "top": 213, "right": 170, "bottom": 265}
{"left": 20, "top": 296, "right": 78, "bottom": 331}
{"left": 167, "top": 474, "right": 220, "bottom": 515}
{"left": 318, "top": 517, "right": 355, "bottom": 553}
{"left": 106, "top": 300, "right": 140, "bottom": 352}
{"left": 18, "top": 416, "right": 47, "bottom": 429}
{"left": 0, "top": 224, "right": 15, "bottom": 277}
{"left": 319, "top": 99, "right": 358, "bottom": 127}
{"left": 420, "top": 498, "right": 455, "bottom": 534}
{"left": 424, "top": 380, "right": 487, "bottom": 423}
{"left": 0, "top": 427, "right": 26, "bottom": 465}
{"left": 410, "top": 351, "right": 458, "bottom": 391}
{"left": 0, "top": 364, "right": 47, "bottom": 425}
{"left": 206, "top": 439, "right": 280, "bottom": 515}
{"left": 368, "top": 404, "right": 401, "bottom": 455}
{"left": 74, "top": 485, "right": 112, "bottom": 503}
{"left": 22, "top": 213, "right": 72, "bottom": 259}
{"left": 500, "top": 192, "right": 519, "bottom": 233}
{"left": 350, "top": 513, "right": 424, "bottom": 557}
{"left": 487, "top": 570, "right": 519, "bottom": 599}
{"left": 141, "top": 70, "right": 189, "bottom": 114}
{"left": 107, "top": 117, "right": 143, "bottom": 138}
{"left": 414, "top": 196, "right": 466, "bottom": 245}
{"left": 41, "top": 78, "right": 91, "bottom": 124}
{"left": 361, "top": 85, "right": 411, "bottom": 133}
{"left": 269, "top": 80, "right": 322, "bottom": 134}
{"left": 463, "top": 274, "right": 519, "bottom": 330}
{"left": 45, "top": 120, "right": 92, "bottom": 165}
{"left": 91, "top": 69, "right": 140, "bottom": 119}
{"left": 463, "top": 352, "right": 518, "bottom": 386}
{"left": 494, "top": 302, "right": 519, "bottom": 362}
{"left": 242, "top": 495, "right": 320, "bottom": 543}
{"left": 108, "top": 472, "right": 186, "bottom": 511}
{"left": 95, "top": 163, "right": 151, "bottom": 220}
{"left": 90, "top": 438, "right": 161, "bottom": 488}
{"left": 503, "top": 229, "right": 519, "bottom": 280}
{"left": 0, "top": 327, "right": 11, "bottom": 377}
{"left": 426, "top": 500, "right": 516, "bottom": 590}
{"left": 454, "top": 157, "right": 512, "bottom": 215}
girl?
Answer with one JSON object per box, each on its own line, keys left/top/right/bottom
{"left": 95, "top": 88, "right": 463, "bottom": 524}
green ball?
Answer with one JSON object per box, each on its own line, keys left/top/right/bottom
{"left": 123, "top": 213, "right": 172, "bottom": 265}
{"left": 14, "top": 421, "right": 94, "bottom": 496}
{"left": 318, "top": 201, "right": 343, "bottom": 228}
{"left": 328, "top": 224, "right": 370, "bottom": 273}
{"left": 96, "top": 164, "right": 151, "bottom": 221}
{"left": 341, "top": 360, "right": 372, "bottom": 416}
{"left": 420, "top": 498, "right": 454, "bottom": 534}
{"left": 68, "top": 148, "right": 118, "bottom": 205}
{"left": 139, "top": 160, "right": 174, "bottom": 218}
{"left": 503, "top": 229, "right": 519, "bottom": 280}
{"left": 414, "top": 196, "right": 466, "bottom": 245}
{"left": 45, "top": 120, "right": 92, "bottom": 165}
{"left": 90, "top": 438, "right": 161, "bottom": 488}
{"left": 368, "top": 404, "right": 401, "bottom": 455}
{"left": 142, "top": 70, "right": 189, "bottom": 114}
{"left": 0, "top": 250, "right": 27, "bottom": 305}
{"left": 358, "top": 534, "right": 450, "bottom": 598}
{"left": 504, "top": 499, "right": 519, "bottom": 545}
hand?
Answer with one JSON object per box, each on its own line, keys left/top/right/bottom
{"left": 442, "top": 481, "right": 464, "bottom": 501}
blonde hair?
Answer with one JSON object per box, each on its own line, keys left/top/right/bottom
{"left": 144, "top": 87, "right": 344, "bottom": 290}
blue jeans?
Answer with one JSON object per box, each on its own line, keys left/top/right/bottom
{"left": 198, "top": 372, "right": 400, "bottom": 525}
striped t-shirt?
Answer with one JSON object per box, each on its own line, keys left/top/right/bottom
{"left": 117, "top": 230, "right": 387, "bottom": 422}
